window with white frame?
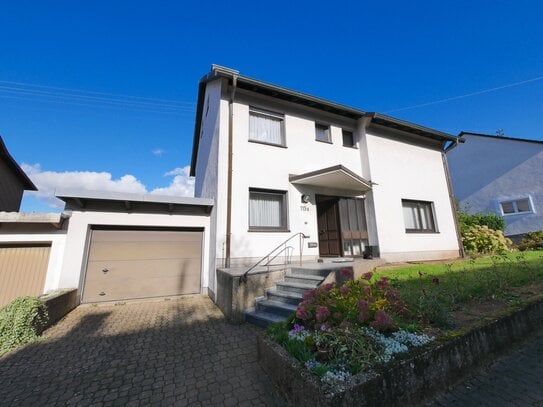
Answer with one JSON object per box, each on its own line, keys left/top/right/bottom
{"left": 315, "top": 123, "right": 331, "bottom": 143}
{"left": 249, "top": 188, "right": 288, "bottom": 231}
{"left": 248, "top": 107, "right": 285, "bottom": 146}
{"left": 402, "top": 199, "right": 437, "bottom": 233}
{"left": 499, "top": 197, "right": 533, "bottom": 215}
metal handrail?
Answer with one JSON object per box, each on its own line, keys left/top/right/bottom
{"left": 239, "top": 232, "right": 308, "bottom": 283}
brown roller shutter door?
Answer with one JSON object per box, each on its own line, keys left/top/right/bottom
{"left": 0, "top": 244, "right": 50, "bottom": 307}
{"left": 82, "top": 230, "right": 202, "bottom": 303}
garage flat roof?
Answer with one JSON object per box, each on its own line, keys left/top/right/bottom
{"left": 56, "top": 189, "right": 214, "bottom": 212}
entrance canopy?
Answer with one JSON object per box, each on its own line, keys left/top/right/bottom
{"left": 289, "top": 165, "right": 372, "bottom": 192}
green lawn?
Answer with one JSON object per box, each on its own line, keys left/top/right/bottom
{"left": 376, "top": 251, "right": 543, "bottom": 327}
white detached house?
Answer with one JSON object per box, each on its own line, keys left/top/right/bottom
{"left": 0, "top": 65, "right": 462, "bottom": 313}
{"left": 191, "top": 65, "right": 462, "bottom": 297}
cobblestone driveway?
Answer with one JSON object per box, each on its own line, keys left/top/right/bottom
{"left": 429, "top": 330, "right": 543, "bottom": 406}
{"left": 0, "top": 296, "right": 286, "bottom": 406}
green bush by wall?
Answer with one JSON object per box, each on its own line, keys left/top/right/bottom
{"left": 0, "top": 296, "right": 49, "bottom": 355}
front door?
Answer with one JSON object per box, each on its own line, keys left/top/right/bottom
{"left": 316, "top": 195, "right": 341, "bottom": 256}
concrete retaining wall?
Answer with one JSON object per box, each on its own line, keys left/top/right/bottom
{"left": 216, "top": 268, "right": 286, "bottom": 322}
{"left": 257, "top": 295, "right": 543, "bottom": 406}
{"left": 40, "top": 289, "right": 79, "bottom": 331}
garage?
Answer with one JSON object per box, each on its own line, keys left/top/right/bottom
{"left": 0, "top": 244, "right": 51, "bottom": 306}
{"left": 82, "top": 228, "right": 203, "bottom": 303}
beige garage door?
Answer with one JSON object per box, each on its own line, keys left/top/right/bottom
{"left": 0, "top": 244, "right": 50, "bottom": 307}
{"left": 82, "top": 229, "right": 202, "bottom": 303}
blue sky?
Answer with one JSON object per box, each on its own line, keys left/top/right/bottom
{"left": 1, "top": 1, "right": 542, "bottom": 212}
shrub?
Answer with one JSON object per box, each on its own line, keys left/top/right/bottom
{"left": 0, "top": 296, "right": 48, "bottom": 354}
{"left": 462, "top": 225, "right": 512, "bottom": 254}
{"left": 458, "top": 209, "right": 505, "bottom": 233}
{"left": 294, "top": 273, "right": 408, "bottom": 333}
{"left": 517, "top": 231, "right": 543, "bottom": 251}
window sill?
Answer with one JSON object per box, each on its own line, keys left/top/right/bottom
{"left": 502, "top": 211, "right": 534, "bottom": 216}
{"left": 248, "top": 139, "right": 287, "bottom": 149}
{"left": 315, "top": 139, "right": 333, "bottom": 144}
{"left": 405, "top": 230, "right": 439, "bottom": 234}
{"left": 248, "top": 228, "right": 291, "bottom": 233}
{"left": 342, "top": 145, "right": 358, "bottom": 149}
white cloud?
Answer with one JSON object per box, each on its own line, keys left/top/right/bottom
{"left": 150, "top": 165, "right": 195, "bottom": 197}
{"left": 152, "top": 148, "right": 165, "bottom": 157}
{"left": 21, "top": 163, "right": 148, "bottom": 209}
{"left": 20, "top": 163, "right": 195, "bottom": 209}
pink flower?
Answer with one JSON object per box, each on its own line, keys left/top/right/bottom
{"left": 370, "top": 310, "right": 394, "bottom": 331}
{"left": 376, "top": 277, "right": 389, "bottom": 289}
{"left": 315, "top": 306, "right": 330, "bottom": 322}
{"left": 362, "top": 271, "right": 373, "bottom": 281}
{"left": 358, "top": 308, "right": 369, "bottom": 323}
{"left": 303, "top": 289, "right": 317, "bottom": 300}
{"left": 340, "top": 268, "right": 354, "bottom": 280}
{"left": 358, "top": 300, "right": 369, "bottom": 311}
{"left": 333, "top": 312, "right": 343, "bottom": 320}
{"left": 385, "top": 288, "right": 399, "bottom": 301}
{"left": 296, "top": 306, "right": 311, "bottom": 320}
{"left": 339, "top": 285, "right": 350, "bottom": 296}
{"left": 320, "top": 283, "right": 335, "bottom": 292}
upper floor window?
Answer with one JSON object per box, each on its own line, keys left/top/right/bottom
{"left": 342, "top": 130, "right": 356, "bottom": 148}
{"left": 249, "top": 107, "right": 285, "bottom": 146}
{"left": 402, "top": 199, "right": 437, "bottom": 233}
{"left": 500, "top": 197, "right": 533, "bottom": 215}
{"left": 249, "top": 188, "right": 288, "bottom": 231}
{"left": 315, "top": 123, "right": 331, "bottom": 143}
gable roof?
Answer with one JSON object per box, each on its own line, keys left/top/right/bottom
{"left": 190, "top": 65, "right": 458, "bottom": 176}
{"left": 0, "top": 136, "right": 37, "bottom": 190}
{"left": 459, "top": 131, "right": 543, "bottom": 146}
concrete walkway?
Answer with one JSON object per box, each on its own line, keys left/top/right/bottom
{"left": 429, "top": 330, "right": 543, "bottom": 406}
{"left": 0, "top": 296, "right": 286, "bottom": 406}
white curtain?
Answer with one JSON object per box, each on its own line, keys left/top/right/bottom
{"left": 403, "top": 202, "right": 432, "bottom": 230}
{"left": 403, "top": 205, "right": 420, "bottom": 229}
{"left": 249, "top": 112, "right": 283, "bottom": 145}
{"left": 250, "top": 192, "right": 283, "bottom": 227}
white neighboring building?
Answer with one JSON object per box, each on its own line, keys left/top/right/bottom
{"left": 191, "top": 65, "right": 462, "bottom": 294}
{"left": 447, "top": 132, "right": 543, "bottom": 238}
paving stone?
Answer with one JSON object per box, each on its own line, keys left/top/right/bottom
{"left": 0, "top": 296, "right": 286, "bottom": 406}
{"left": 428, "top": 331, "right": 543, "bottom": 406}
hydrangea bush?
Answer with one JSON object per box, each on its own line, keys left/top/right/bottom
{"left": 294, "top": 271, "right": 408, "bottom": 332}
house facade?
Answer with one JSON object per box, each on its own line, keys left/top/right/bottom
{"left": 191, "top": 65, "right": 462, "bottom": 295}
{"left": 0, "top": 66, "right": 463, "bottom": 308}
{"left": 447, "top": 132, "right": 543, "bottom": 238}
{"left": 0, "top": 136, "right": 37, "bottom": 211}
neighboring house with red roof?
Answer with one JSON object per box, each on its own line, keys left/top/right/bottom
{"left": 447, "top": 132, "right": 543, "bottom": 239}
{"left": 0, "top": 135, "right": 37, "bottom": 212}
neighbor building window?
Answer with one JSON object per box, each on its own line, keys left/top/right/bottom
{"left": 249, "top": 188, "right": 288, "bottom": 231}
{"left": 342, "top": 130, "right": 356, "bottom": 147}
{"left": 315, "top": 123, "right": 331, "bottom": 143}
{"left": 249, "top": 107, "right": 285, "bottom": 146}
{"left": 402, "top": 200, "right": 437, "bottom": 233}
{"left": 500, "top": 197, "right": 533, "bottom": 215}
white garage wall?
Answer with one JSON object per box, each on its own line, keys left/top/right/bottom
{"left": 59, "top": 211, "right": 211, "bottom": 295}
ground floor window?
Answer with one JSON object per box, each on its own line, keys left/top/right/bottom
{"left": 499, "top": 197, "right": 533, "bottom": 215}
{"left": 249, "top": 188, "right": 288, "bottom": 231}
{"left": 402, "top": 199, "right": 437, "bottom": 233}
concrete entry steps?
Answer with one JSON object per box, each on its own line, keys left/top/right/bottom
{"left": 244, "top": 259, "right": 383, "bottom": 328}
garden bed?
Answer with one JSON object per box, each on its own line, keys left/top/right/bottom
{"left": 258, "top": 252, "right": 543, "bottom": 406}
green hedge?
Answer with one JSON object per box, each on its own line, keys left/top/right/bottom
{"left": 458, "top": 211, "right": 505, "bottom": 233}
{"left": 0, "top": 296, "right": 49, "bottom": 354}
